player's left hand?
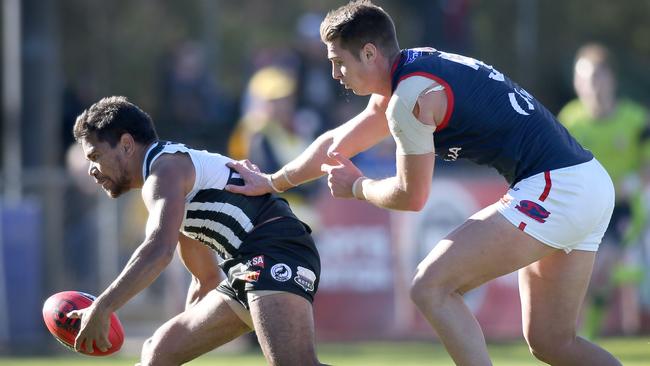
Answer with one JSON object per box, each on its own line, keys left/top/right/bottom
{"left": 68, "top": 304, "right": 112, "bottom": 354}
{"left": 320, "top": 151, "right": 363, "bottom": 199}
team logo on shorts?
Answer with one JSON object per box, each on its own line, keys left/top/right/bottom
{"left": 245, "top": 255, "right": 265, "bottom": 268}
{"left": 234, "top": 269, "right": 260, "bottom": 283}
{"left": 294, "top": 266, "right": 316, "bottom": 292}
{"left": 230, "top": 262, "right": 261, "bottom": 283}
{"left": 515, "top": 200, "right": 550, "bottom": 223}
{"left": 270, "top": 263, "right": 292, "bottom": 282}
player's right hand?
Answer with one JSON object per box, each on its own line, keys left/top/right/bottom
{"left": 225, "top": 160, "right": 272, "bottom": 196}
{"left": 68, "top": 305, "right": 112, "bottom": 354}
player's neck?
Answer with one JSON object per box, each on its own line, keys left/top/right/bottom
{"left": 130, "top": 142, "right": 153, "bottom": 188}
{"left": 374, "top": 52, "right": 399, "bottom": 96}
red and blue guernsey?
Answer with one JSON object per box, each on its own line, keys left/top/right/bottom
{"left": 390, "top": 48, "right": 593, "bottom": 185}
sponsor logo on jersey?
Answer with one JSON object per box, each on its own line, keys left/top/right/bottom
{"left": 405, "top": 47, "right": 436, "bottom": 65}
{"left": 515, "top": 200, "right": 550, "bottom": 223}
{"left": 405, "top": 50, "right": 422, "bottom": 65}
{"left": 270, "top": 263, "right": 292, "bottom": 282}
{"left": 294, "top": 266, "right": 316, "bottom": 292}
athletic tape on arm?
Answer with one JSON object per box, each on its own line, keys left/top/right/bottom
{"left": 386, "top": 76, "right": 438, "bottom": 155}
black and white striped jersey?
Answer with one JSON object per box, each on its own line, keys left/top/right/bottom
{"left": 142, "top": 141, "right": 296, "bottom": 260}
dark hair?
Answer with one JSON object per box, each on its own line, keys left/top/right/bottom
{"left": 73, "top": 96, "right": 158, "bottom": 146}
{"left": 320, "top": 0, "right": 399, "bottom": 59}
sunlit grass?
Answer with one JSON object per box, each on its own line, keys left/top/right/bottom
{"left": 1, "top": 337, "right": 648, "bottom": 365}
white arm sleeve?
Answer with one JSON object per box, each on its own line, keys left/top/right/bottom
{"left": 386, "top": 76, "right": 440, "bottom": 155}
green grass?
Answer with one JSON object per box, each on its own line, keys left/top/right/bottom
{"left": 1, "top": 337, "right": 648, "bottom": 365}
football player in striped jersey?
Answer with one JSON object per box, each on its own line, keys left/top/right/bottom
{"left": 69, "top": 96, "right": 325, "bottom": 366}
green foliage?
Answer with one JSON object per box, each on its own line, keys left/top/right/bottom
{"left": 471, "top": 0, "right": 650, "bottom": 112}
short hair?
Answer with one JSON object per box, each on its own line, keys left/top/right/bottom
{"left": 320, "top": 0, "right": 399, "bottom": 59}
{"left": 73, "top": 96, "right": 158, "bottom": 146}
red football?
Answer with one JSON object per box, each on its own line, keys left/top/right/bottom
{"left": 42, "top": 291, "right": 124, "bottom": 356}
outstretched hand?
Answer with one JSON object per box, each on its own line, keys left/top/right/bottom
{"left": 67, "top": 305, "right": 112, "bottom": 354}
{"left": 320, "top": 151, "right": 364, "bottom": 199}
{"left": 225, "top": 159, "right": 273, "bottom": 196}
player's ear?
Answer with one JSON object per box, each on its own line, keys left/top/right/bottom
{"left": 361, "top": 43, "right": 377, "bottom": 63}
{"left": 119, "top": 133, "right": 135, "bottom": 155}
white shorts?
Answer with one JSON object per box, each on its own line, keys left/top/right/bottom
{"left": 496, "top": 158, "right": 615, "bottom": 252}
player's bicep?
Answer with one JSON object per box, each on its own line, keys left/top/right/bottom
{"left": 329, "top": 93, "right": 391, "bottom": 157}
{"left": 142, "top": 163, "right": 188, "bottom": 247}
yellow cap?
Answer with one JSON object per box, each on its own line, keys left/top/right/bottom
{"left": 248, "top": 66, "right": 297, "bottom": 100}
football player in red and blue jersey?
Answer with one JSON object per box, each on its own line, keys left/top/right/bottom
{"left": 228, "top": 1, "right": 621, "bottom": 365}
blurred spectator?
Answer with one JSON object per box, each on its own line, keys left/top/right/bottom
{"left": 558, "top": 43, "right": 650, "bottom": 338}
{"left": 228, "top": 65, "right": 320, "bottom": 231}
{"left": 61, "top": 84, "right": 93, "bottom": 162}
{"left": 63, "top": 144, "right": 100, "bottom": 291}
{"left": 292, "top": 12, "right": 339, "bottom": 134}
{"left": 158, "top": 40, "right": 236, "bottom": 151}
{"left": 229, "top": 66, "right": 309, "bottom": 176}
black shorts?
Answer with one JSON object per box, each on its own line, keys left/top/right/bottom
{"left": 216, "top": 217, "right": 320, "bottom": 309}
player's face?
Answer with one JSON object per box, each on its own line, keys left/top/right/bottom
{"left": 574, "top": 58, "right": 615, "bottom": 109}
{"left": 80, "top": 134, "right": 132, "bottom": 198}
{"left": 326, "top": 40, "right": 373, "bottom": 96}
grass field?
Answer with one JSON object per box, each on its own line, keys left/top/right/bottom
{"left": 0, "top": 337, "right": 648, "bottom": 365}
